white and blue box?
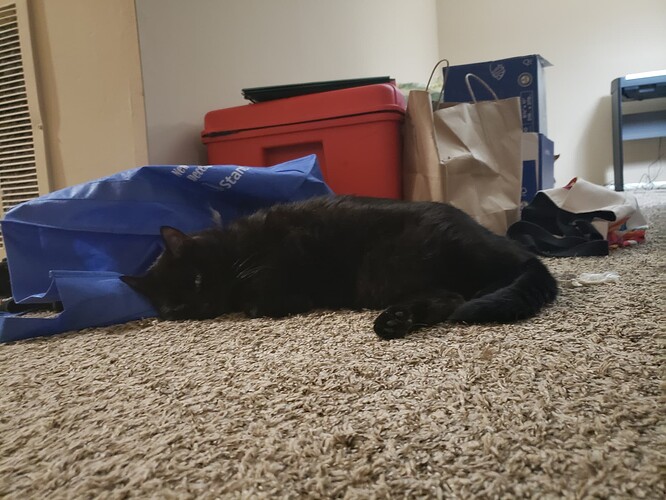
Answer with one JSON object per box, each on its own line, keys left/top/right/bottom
{"left": 522, "top": 133, "right": 555, "bottom": 205}
{"left": 443, "top": 54, "right": 551, "bottom": 133}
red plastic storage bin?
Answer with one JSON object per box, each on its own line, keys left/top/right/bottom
{"left": 201, "top": 83, "right": 406, "bottom": 198}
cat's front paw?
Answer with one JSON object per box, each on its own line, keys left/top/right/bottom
{"left": 373, "top": 306, "right": 414, "bottom": 340}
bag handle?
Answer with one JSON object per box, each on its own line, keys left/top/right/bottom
{"left": 426, "top": 58, "right": 450, "bottom": 107}
{"left": 464, "top": 73, "right": 499, "bottom": 102}
{"left": 426, "top": 62, "right": 499, "bottom": 105}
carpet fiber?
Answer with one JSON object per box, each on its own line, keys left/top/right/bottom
{"left": 1, "top": 192, "right": 664, "bottom": 498}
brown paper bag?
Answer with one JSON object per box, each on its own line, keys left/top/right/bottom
{"left": 402, "top": 89, "right": 523, "bottom": 235}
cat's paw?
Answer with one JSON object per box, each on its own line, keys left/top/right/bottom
{"left": 373, "top": 306, "right": 414, "bottom": 340}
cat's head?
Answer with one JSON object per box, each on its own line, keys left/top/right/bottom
{"left": 121, "top": 226, "right": 232, "bottom": 321}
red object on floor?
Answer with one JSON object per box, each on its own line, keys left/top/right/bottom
{"left": 201, "top": 83, "right": 406, "bottom": 199}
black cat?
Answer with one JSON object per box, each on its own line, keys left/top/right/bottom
{"left": 121, "top": 195, "right": 557, "bottom": 339}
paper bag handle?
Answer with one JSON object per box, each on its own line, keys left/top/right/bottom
{"left": 427, "top": 58, "right": 450, "bottom": 106}
{"left": 464, "top": 73, "right": 499, "bottom": 102}
{"left": 427, "top": 58, "right": 449, "bottom": 90}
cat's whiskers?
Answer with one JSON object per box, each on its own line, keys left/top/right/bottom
{"left": 234, "top": 253, "right": 275, "bottom": 281}
{"left": 233, "top": 254, "right": 256, "bottom": 273}
{"left": 236, "top": 264, "right": 273, "bottom": 281}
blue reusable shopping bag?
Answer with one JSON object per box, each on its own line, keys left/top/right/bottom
{"left": 0, "top": 155, "right": 332, "bottom": 342}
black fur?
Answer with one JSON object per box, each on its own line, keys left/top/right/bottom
{"left": 121, "top": 195, "right": 558, "bottom": 339}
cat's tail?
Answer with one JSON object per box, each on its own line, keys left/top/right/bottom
{"left": 448, "top": 258, "right": 558, "bottom": 324}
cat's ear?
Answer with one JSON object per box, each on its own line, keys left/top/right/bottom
{"left": 160, "top": 226, "right": 191, "bottom": 257}
{"left": 120, "top": 275, "right": 144, "bottom": 291}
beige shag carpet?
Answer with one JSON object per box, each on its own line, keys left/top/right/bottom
{"left": 1, "top": 192, "right": 664, "bottom": 499}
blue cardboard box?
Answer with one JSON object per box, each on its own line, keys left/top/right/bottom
{"left": 522, "top": 133, "right": 555, "bottom": 206}
{"left": 443, "top": 54, "right": 551, "bottom": 133}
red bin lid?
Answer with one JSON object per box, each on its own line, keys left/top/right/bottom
{"left": 202, "top": 83, "right": 405, "bottom": 139}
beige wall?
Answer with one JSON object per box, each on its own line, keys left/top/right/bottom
{"left": 135, "top": 0, "right": 440, "bottom": 165}
{"left": 436, "top": 0, "right": 666, "bottom": 187}
{"left": 31, "top": 0, "right": 148, "bottom": 191}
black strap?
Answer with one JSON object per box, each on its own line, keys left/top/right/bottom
{"left": 521, "top": 192, "right": 616, "bottom": 235}
{"left": 507, "top": 220, "right": 609, "bottom": 257}
{"left": 508, "top": 192, "right": 612, "bottom": 257}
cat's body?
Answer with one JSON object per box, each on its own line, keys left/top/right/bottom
{"left": 121, "top": 195, "right": 557, "bottom": 339}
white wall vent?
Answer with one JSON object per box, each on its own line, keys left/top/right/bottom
{"left": 0, "top": 0, "right": 49, "bottom": 256}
